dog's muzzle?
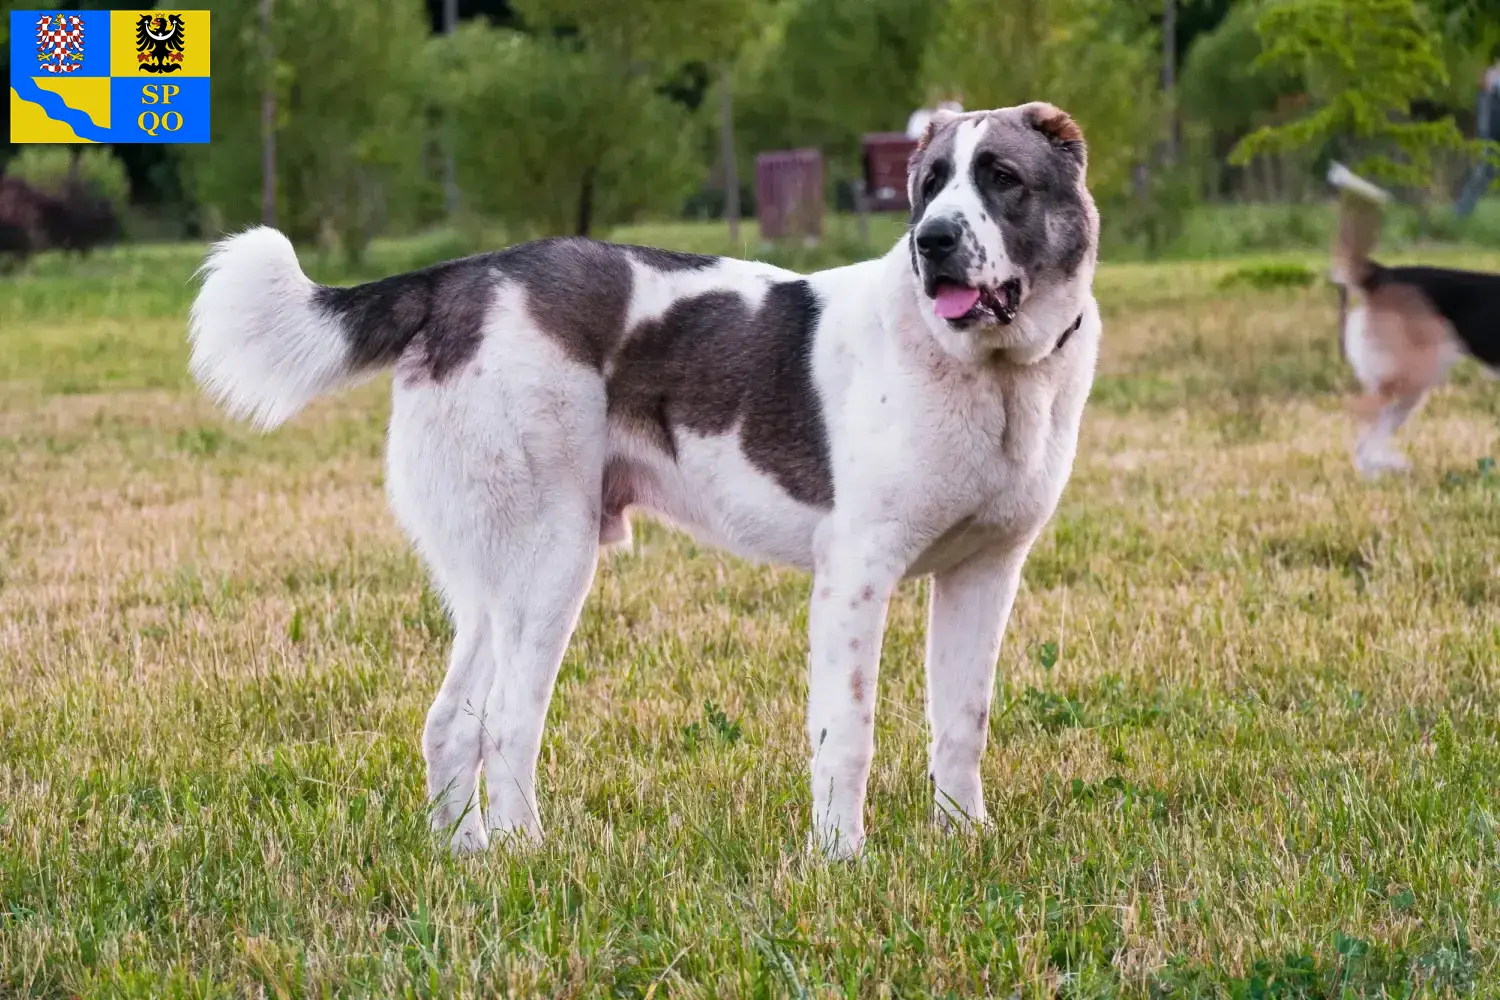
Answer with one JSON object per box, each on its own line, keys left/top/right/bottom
{"left": 914, "top": 218, "right": 1021, "bottom": 326}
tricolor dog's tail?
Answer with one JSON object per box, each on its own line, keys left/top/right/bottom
{"left": 1326, "top": 161, "right": 1390, "bottom": 290}
{"left": 189, "top": 226, "right": 430, "bottom": 429}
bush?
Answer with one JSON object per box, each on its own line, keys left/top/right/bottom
{"left": 1217, "top": 262, "right": 1318, "bottom": 290}
{"left": 5, "top": 146, "right": 129, "bottom": 208}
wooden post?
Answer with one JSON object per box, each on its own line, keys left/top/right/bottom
{"left": 720, "top": 66, "right": 740, "bottom": 248}
{"left": 260, "top": 0, "right": 276, "bottom": 227}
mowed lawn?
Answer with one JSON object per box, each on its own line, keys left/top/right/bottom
{"left": 3, "top": 228, "right": 1500, "bottom": 999}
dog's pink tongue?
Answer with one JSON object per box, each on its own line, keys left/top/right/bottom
{"left": 933, "top": 285, "right": 980, "bottom": 319}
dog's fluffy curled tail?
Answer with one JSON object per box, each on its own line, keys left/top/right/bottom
{"left": 189, "top": 227, "right": 400, "bottom": 430}
{"left": 1327, "top": 161, "right": 1391, "bottom": 289}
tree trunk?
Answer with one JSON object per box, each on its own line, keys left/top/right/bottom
{"left": 442, "top": 0, "right": 460, "bottom": 218}
{"left": 576, "top": 167, "right": 595, "bottom": 237}
{"left": 260, "top": 0, "right": 276, "bottom": 227}
{"left": 1162, "top": 0, "right": 1177, "bottom": 165}
{"left": 720, "top": 65, "right": 740, "bottom": 248}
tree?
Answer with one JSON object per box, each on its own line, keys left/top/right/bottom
{"left": 183, "top": 0, "right": 431, "bottom": 263}
{"left": 505, "top": 0, "right": 773, "bottom": 240}
{"left": 735, "top": 0, "right": 940, "bottom": 182}
{"left": 922, "top": 0, "right": 1161, "bottom": 204}
{"left": 1229, "top": 0, "right": 1471, "bottom": 191}
{"left": 430, "top": 25, "right": 703, "bottom": 238}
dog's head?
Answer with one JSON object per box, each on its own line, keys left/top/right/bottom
{"left": 906, "top": 102, "right": 1098, "bottom": 361}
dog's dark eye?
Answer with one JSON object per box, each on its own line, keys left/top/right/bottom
{"left": 921, "top": 171, "right": 942, "bottom": 201}
{"left": 990, "top": 165, "right": 1020, "bottom": 188}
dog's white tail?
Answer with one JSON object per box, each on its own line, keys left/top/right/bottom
{"left": 188, "top": 227, "right": 364, "bottom": 429}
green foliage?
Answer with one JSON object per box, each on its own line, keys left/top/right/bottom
{"left": 1180, "top": 1, "right": 1300, "bottom": 141}
{"left": 735, "top": 0, "right": 939, "bottom": 180}
{"left": 182, "top": 0, "right": 432, "bottom": 263}
{"left": 511, "top": 0, "right": 770, "bottom": 67}
{"left": 1218, "top": 261, "right": 1318, "bottom": 290}
{"left": 430, "top": 24, "right": 704, "bottom": 238}
{"left": 1230, "top": 0, "right": 1471, "bottom": 190}
{"left": 681, "top": 700, "right": 743, "bottom": 750}
{"left": 924, "top": 0, "right": 1160, "bottom": 202}
{"left": 6, "top": 146, "right": 130, "bottom": 208}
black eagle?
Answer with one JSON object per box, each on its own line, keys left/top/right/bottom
{"left": 135, "top": 13, "right": 186, "bottom": 74}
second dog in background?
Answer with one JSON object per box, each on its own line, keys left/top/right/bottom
{"left": 1328, "top": 162, "right": 1500, "bottom": 476}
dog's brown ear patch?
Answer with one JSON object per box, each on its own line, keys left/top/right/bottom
{"left": 915, "top": 121, "right": 937, "bottom": 156}
{"left": 1031, "top": 104, "right": 1083, "bottom": 144}
{"left": 1026, "top": 103, "right": 1086, "bottom": 166}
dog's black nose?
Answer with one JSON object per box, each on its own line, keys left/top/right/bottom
{"left": 915, "top": 218, "right": 962, "bottom": 260}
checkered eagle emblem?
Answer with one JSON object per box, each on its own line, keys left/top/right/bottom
{"left": 35, "top": 13, "right": 86, "bottom": 75}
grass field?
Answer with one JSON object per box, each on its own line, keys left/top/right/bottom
{"left": 4, "top": 224, "right": 1500, "bottom": 998}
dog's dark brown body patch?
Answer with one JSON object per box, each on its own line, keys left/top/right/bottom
{"left": 608, "top": 280, "right": 833, "bottom": 508}
{"left": 311, "top": 238, "right": 834, "bottom": 508}
{"left": 313, "top": 255, "right": 499, "bottom": 382}
{"left": 627, "top": 246, "right": 719, "bottom": 272}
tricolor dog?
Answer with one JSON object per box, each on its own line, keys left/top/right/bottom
{"left": 1329, "top": 162, "right": 1500, "bottom": 476}
{"left": 188, "top": 102, "right": 1101, "bottom": 857}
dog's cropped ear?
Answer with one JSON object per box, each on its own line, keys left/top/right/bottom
{"left": 1022, "top": 102, "right": 1086, "bottom": 169}
{"left": 914, "top": 108, "right": 963, "bottom": 156}
{"left": 909, "top": 110, "right": 962, "bottom": 205}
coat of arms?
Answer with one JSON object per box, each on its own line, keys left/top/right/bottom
{"left": 35, "top": 13, "right": 86, "bottom": 75}
{"left": 135, "top": 13, "right": 186, "bottom": 74}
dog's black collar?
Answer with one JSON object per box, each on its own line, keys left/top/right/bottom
{"left": 1051, "top": 313, "right": 1083, "bottom": 356}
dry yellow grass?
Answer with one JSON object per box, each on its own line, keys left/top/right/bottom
{"left": 2, "top": 240, "right": 1498, "bottom": 997}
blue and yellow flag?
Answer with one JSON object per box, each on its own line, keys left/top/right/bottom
{"left": 9, "top": 10, "right": 210, "bottom": 143}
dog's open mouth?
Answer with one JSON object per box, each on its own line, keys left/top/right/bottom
{"left": 931, "top": 278, "right": 1021, "bottom": 326}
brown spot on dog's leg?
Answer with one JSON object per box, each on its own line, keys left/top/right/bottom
{"left": 859, "top": 586, "right": 874, "bottom": 602}
{"left": 850, "top": 671, "right": 866, "bottom": 704}
{"left": 848, "top": 637, "right": 861, "bottom": 651}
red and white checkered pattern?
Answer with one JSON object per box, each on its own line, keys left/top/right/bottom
{"left": 35, "top": 14, "right": 86, "bottom": 75}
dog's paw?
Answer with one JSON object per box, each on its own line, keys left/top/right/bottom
{"left": 934, "top": 800, "right": 990, "bottom": 834}
{"left": 808, "top": 824, "right": 864, "bottom": 861}
{"left": 1355, "top": 450, "right": 1411, "bottom": 478}
{"left": 448, "top": 823, "right": 489, "bottom": 855}
{"left": 485, "top": 813, "right": 544, "bottom": 852}
{"left": 435, "top": 813, "right": 489, "bottom": 855}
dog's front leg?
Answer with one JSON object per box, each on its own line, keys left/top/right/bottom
{"left": 806, "top": 527, "right": 905, "bottom": 859}
{"left": 925, "top": 544, "right": 1028, "bottom": 829}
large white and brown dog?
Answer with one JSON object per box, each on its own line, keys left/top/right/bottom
{"left": 188, "top": 102, "right": 1101, "bottom": 857}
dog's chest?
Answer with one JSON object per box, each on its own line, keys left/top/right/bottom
{"left": 852, "top": 369, "right": 1079, "bottom": 577}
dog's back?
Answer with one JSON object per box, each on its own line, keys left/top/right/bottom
{"left": 1364, "top": 263, "right": 1500, "bottom": 367}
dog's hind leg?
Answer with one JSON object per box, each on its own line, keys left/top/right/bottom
{"left": 478, "top": 503, "right": 600, "bottom": 844}
{"left": 387, "top": 310, "right": 608, "bottom": 851}
{"left": 421, "top": 609, "right": 491, "bottom": 852}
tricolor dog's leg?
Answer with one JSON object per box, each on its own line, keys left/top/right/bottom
{"left": 924, "top": 544, "right": 1028, "bottom": 829}
{"left": 1355, "top": 389, "right": 1424, "bottom": 477}
{"left": 806, "top": 523, "right": 908, "bottom": 858}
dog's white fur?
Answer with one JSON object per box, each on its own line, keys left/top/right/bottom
{"left": 190, "top": 112, "right": 1099, "bottom": 857}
